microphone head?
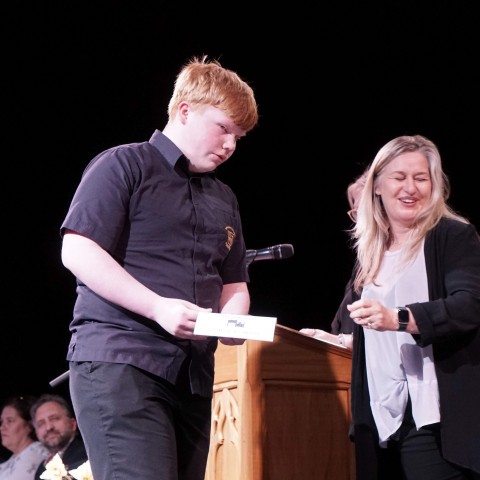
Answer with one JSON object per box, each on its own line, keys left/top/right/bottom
{"left": 245, "top": 243, "right": 295, "bottom": 266}
{"left": 275, "top": 244, "right": 294, "bottom": 259}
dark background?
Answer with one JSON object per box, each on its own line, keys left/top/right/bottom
{"left": 3, "top": 2, "right": 479, "bottom": 411}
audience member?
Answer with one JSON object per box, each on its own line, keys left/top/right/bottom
{"left": 0, "top": 394, "right": 49, "bottom": 480}
{"left": 59, "top": 55, "right": 259, "bottom": 480}
{"left": 346, "top": 134, "right": 480, "bottom": 479}
{"left": 31, "top": 393, "right": 88, "bottom": 480}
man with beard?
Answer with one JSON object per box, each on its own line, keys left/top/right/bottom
{"left": 31, "top": 394, "right": 87, "bottom": 480}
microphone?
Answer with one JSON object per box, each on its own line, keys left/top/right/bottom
{"left": 49, "top": 370, "right": 70, "bottom": 388}
{"left": 246, "top": 244, "right": 294, "bottom": 264}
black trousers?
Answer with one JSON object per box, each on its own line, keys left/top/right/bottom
{"left": 380, "top": 398, "right": 478, "bottom": 480}
{"left": 69, "top": 361, "right": 212, "bottom": 480}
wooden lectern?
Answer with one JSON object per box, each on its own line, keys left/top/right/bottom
{"left": 205, "top": 324, "right": 354, "bottom": 480}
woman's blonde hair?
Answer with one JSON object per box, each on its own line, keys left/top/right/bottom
{"left": 351, "top": 134, "right": 468, "bottom": 292}
{"left": 168, "top": 55, "right": 258, "bottom": 133}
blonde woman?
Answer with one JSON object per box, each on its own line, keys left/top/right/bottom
{"left": 347, "top": 135, "right": 480, "bottom": 479}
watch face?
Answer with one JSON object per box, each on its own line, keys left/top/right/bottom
{"left": 397, "top": 307, "right": 409, "bottom": 331}
{"left": 398, "top": 308, "right": 409, "bottom": 323}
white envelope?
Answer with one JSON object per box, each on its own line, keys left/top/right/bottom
{"left": 194, "top": 312, "right": 277, "bottom": 342}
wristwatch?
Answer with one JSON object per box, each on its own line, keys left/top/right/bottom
{"left": 396, "top": 307, "right": 409, "bottom": 332}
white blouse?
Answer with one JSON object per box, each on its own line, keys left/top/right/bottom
{"left": 361, "top": 240, "right": 440, "bottom": 447}
{"left": 0, "top": 441, "right": 49, "bottom": 480}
